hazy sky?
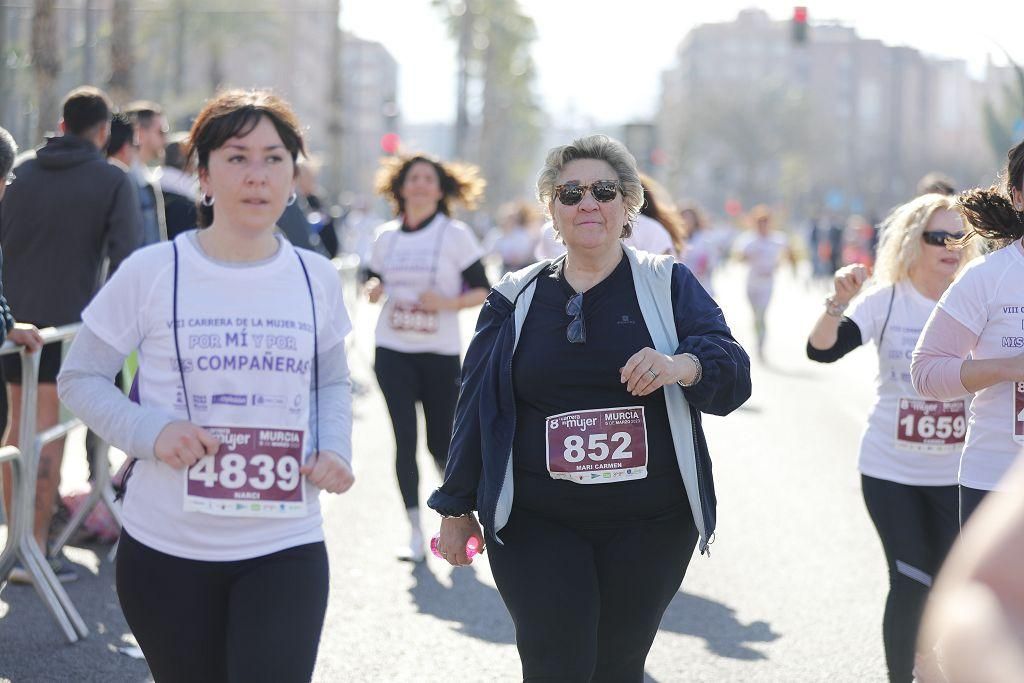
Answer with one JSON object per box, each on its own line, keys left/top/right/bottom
{"left": 341, "top": 1, "right": 1023, "bottom": 125}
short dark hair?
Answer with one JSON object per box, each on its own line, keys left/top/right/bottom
{"left": 61, "top": 86, "right": 113, "bottom": 136}
{"left": 105, "top": 112, "right": 134, "bottom": 157}
{"left": 916, "top": 172, "right": 956, "bottom": 197}
{"left": 125, "top": 100, "right": 164, "bottom": 129}
{"left": 0, "top": 126, "right": 17, "bottom": 177}
{"left": 164, "top": 132, "right": 189, "bottom": 171}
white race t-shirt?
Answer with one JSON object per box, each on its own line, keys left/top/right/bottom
{"left": 82, "top": 232, "right": 351, "bottom": 561}
{"left": 848, "top": 281, "right": 965, "bottom": 486}
{"left": 935, "top": 243, "right": 1024, "bottom": 490}
{"left": 624, "top": 214, "right": 677, "bottom": 258}
{"left": 370, "top": 214, "right": 484, "bottom": 355}
{"left": 737, "top": 231, "right": 788, "bottom": 283}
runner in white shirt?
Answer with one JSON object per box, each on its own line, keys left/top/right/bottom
{"left": 913, "top": 140, "right": 1024, "bottom": 527}
{"left": 57, "top": 91, "right": 354, "bottom": 682}
{"left": 807, "top": 193, "right": 979, "bottom": 683}
{"left": 364, "top": 153, "right": 490, "bottom": 561}
{"left": 735, "top": 205, "right": 791, "bottom": 360}
{"left": 679, "top": 202, "right": 718, "bottom": 295}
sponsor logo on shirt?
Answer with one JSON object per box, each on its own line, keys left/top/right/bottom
{"left": 252, "top": 393, "right": 286, "bottom": 407}
{"left": 212, "top": 393, "right": 247, "bottom": 407}
{"left": 192, "top": 394, "right": 208, "bottom": 410}
{"left": 617, "top": 314, "right": 636, "bottom": 326}
{"left": 1002, "top": 336, "right": 1024, "bottom": 348}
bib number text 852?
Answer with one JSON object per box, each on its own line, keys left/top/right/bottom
{"left": 562, "top": 432, "right": 632, "bottom": 463}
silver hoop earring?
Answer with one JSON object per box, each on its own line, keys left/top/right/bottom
{"left": 201, "top": 194, "right": 215, "bottom": 207}
{"left": 287, "top": 192, "right": 297, "bottom": 206}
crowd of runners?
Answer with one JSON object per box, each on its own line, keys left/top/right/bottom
{"left": 0, "top": 82, "right": 1023, "bottom": 683}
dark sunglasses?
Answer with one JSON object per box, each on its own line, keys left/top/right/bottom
{"left": 554, "top": 180, "right": 620, "bottom": 206}
{"left": 566, "top": 292, "right": 586, "bottom": 344}
{"left": 921, "top": 230, "right": 964, "bottom": 247}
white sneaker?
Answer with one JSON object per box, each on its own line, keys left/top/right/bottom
{"left": 397, "top": 528, "right": 426, "bottom": 563}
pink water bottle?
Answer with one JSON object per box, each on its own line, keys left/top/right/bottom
{"left": 431, "top": 534, "right": 481, "bottom": 560}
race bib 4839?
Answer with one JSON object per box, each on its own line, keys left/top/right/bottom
{"left": 545, "top": 407, "right": 648, "bottom": 484}
{"left": 184, "top": 426, "right": 306, "bottom": 517}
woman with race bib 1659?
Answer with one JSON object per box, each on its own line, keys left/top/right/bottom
{"left": 364, "top": 153, "right": 490, "bottom": 561}
{"left": 58, "top": 90, "right": 355, "bottom": 683}
{"left": 807, "top": 193, "right": 979, "bottom": 683}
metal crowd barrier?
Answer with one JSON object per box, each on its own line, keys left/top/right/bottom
{"left": 333, "top": 252, "right": 361, "bottom": 322}
{"left": 0, "top": 323, "right": 121, "bottom": 643}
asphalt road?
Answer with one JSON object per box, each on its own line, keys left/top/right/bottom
{"left": 1, "top": 262, "right": 890, "bottom": 682}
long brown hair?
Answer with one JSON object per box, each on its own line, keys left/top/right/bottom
{"left": 374, "top": 153, "right": 484, "bottom": 217}
{"left": 186, "top": 89, "right": 306, "bottom": 228}
{"left": 639, "top": 174, "right": 685, "bottom": 252}
{"left": 958, "top": 139, "right": 1024, "bottom": 244}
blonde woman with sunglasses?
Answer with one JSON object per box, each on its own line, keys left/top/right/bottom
{"left": 428, "top": 134, "right": 751, "bottom": 681}
{"left": 807, "top": 193, "right": 979, "bottom": 683}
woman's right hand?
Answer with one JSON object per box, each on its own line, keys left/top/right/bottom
{"left": 154, "top": 421, "right": 220, "bottom": 469}
{"left": 832, "top": 263, "right": 870, "bottom": 305}
{"left": 438, "top": 514, "right": 485, "bottom": 567}
{"left": 365, "top": 277, "right": 384, "bottom": 304}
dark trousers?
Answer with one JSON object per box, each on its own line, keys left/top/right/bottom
{"left": 116, "top": 530, "right": 329, "bottom": 683}
{"left": 959, "top": 484, "right": 990, "bottom": 528}
{"left": 861, "top": 475, "right": 959, "bottom": 683}
{"left": 488, "top": 505, "right": 698, "bottom": 682}
{"left": 374, "top": 346, "right": 460, "bottom": 509}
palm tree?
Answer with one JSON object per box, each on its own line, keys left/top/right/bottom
{"left": 31, "top": 0, "right": 61, "bottom": 140}
{"left": 108, "top": 0, "right": 135, "bottom": 106}
{"left": 983, "top": 54, "right": 1024, "bottom": 160}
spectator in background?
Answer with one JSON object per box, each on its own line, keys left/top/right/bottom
{"left": 157, "top": 132, "right": 198, "bottom": 239}
{"left": 276, "top": 158, "right": 335, "bottom": 257}
{"left": 0, "top": 86, "right": 141, "bottom": 582}
{"left": 490, "top": 200, "right": 540, "bottom": 274}
{"left": 0, "top": 127, "right": 45, "bottom": 440}
{"left": 124, "top": 101, "right": 168, "bottom": 244}
{"left": 917, "top": 172, "right": 957, "bottom": 197}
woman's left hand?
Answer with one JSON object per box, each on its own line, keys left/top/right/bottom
{"left": 300, "top": 450, "right": 355, "bottom": 494}
{"left": 620, "top": 347, "right": 682, "bottom": 396}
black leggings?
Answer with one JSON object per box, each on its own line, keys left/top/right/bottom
{"left": 374, "top": 347, "right": 460, "bottom": 509}
{"left": 116, "top": 530, "right": 329, "bottom": 683}
{"left": 959, "top": 484, "right": 990, "bottom": 528}
{"left": 488, "top": 505, "right": 698, "bottom": 682}
{"left": 861, "top": 475, "right": 959, "bottom": 683}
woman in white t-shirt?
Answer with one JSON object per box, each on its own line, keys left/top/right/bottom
{"left": 679, "top": 202, "right": 718, "bottom": 295}
{"left": 807, "top": 193, "right": 979, "bottom": 683}
{"left": 57, "top": 91, "right": 354, "bottom": 682}
{"left": 913, "top": 140, "right": 1024, "bottom": 526}
{"left": 364, "top": 154, "right": 490, "bottom": 561}
{"left": 735, "top": 205, "right": 792, "bottom": 360}
{"left": 628, "top": 174, "right": 685, "bottom": 259}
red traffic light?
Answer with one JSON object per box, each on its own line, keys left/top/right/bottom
{"left": 793, "top": 6, "right": 807, "bottom": 23}
{"left": 380, "top": 132, "right": 400, "bottom": 155}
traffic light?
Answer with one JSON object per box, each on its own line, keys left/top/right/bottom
{"left": 380, "top": 132, "right": 400, "bottom": 155}
{"left": 792, "top": 6, "right": 808, "bottom": 45}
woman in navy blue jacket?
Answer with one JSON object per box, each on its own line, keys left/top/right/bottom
{"left": 428, "top": 134, "right": 751, "bottom": 682}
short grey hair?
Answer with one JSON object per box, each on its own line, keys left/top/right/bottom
{"left": 537, "top": 134, "right": 644, "bottom": 237}
{"left": 0, "top": 127, "right": 17, "bottom": 177}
